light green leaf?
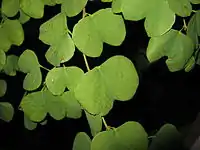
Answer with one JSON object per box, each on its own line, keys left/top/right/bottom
{"left": 149, "top": 124, "right": 181, "bottom": 150}
{"left": 73, "top": 132, "right": 91, "bottom": 150}
{"left": 93, "top": 8, "right": 126, "bottom": 46}
{"left": 184, "top": 56, "right": 195, "bottom": 72}
{"left": 72, "top": 16, "right": 103, "bottom": 57}
{"left": 39, "top": 13, "right": 67, "bottom": 45}
{"left": 45, "top": 34, "right": 75, "bottom": 66}
{"left": 145, "top": 0, "right": 175, "bottom": 37}
{"left": 3, "top": 19, "right": 24, "bottom": 46}
{"left": 24, "top": 114, "right": 37, "bottom": 130}
{"left": 2, "top": 0, "right": 19, "bottom": 17}
{"left": 0, "top": 102, "right": 14, "bottom": 122}
{"left": 20, "top": 91, "right": 47, "bottom": 122}
{"left": 61, "top": 0, "right": 88, "bottom": 17}
{"left": 0, "top": 80, "right": 7, "bottom": 97}
{"left": 0, "top": 50, "right": 6, "bottom": 71}
{"left": 167, "top": 0, "right": 192, "bottom": 17}
{"left": 19, "top": 9, "right": 30, "bottom": 24}
{"left": 40, "top": 120, "right": 47, "bottom": 125}
{"left": 111, "top": 0, "right": 122, "bottom": 13}
{"left": 91, "top": 121, "right": 148, "bottom": 150}
{"left": 61, "top": 91, "right": 82, "bottom": 119}
{"left": 3, "top": 55, "right": 19, "bottom": 76}
{"left": 20, "top": 0, "right": 44, "bottom": 18}
{"left": 147, "top": 29, "right": 194, "bottom": 72}
{"left": 85, "top": 111, "right": 102, "bottom": 137}
{"left": 190, "top": 0, "right": 200, "bottom": 4}
{"left": 43, "top": 0, "right": 56, "bottom": 6}
{"left": 0, "top": 28, "right": 11, "bottom": 52}
{"left": 99, "top": 55, "right": 139, "bottom": 100}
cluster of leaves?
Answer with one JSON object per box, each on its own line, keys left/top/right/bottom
{"left": 0, "top": 0, "right": 200, "bottom": 149}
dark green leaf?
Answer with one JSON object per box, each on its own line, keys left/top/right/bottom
{"left": 0, "top": 80, "right": 7, "bottom": 97}
{"left": 0, "top": 102, "right": 14, "bottom": 122}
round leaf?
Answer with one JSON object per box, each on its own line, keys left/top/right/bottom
{"left": 3, "top": 55, "right": 19, "bottom": 76}
{"left": 0, "top": 50, "right": 6, "bottom": 71}
{"left": 0, "top": 80, "right": 7, "bottom": 97}
{"left": 0, "top": 102, "right": 14, "bottom": 122}
{"left": 2, "top": 0, "right": 19, "bottom": 17}
{"left": 73, "top": 132, "right": 91, "bottom": 150}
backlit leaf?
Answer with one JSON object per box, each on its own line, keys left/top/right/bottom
{"left": 0, "top": 80, "right": 7, "bottom": 97}
{"left": 2, "top": 0, "right": 19, "bottom": 17}
{"left": 0, "top": 102, "right": 14, "bottom": 122}
{"left": 73, "top": 132, "right": 91, "bottom": 150}
{"left": 3, "top": 55, "right": 19, "bottom": 76}
{"left": 24, "top": 114, "right": 37, "bottom": 130}
{"left": 61, "top": 0, "right": 88, "bottom": 17}
{"left": 147, "top": 29, "right": 194, "bottom": 72}
{"left": 0, "top": 50, "right": 6, "bottom": 71}
{"left": 20, "top": 0, "right": 44, "bottom": 18}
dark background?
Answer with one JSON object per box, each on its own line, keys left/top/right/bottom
{"left": 0, "top": 1, "right": 200, "bottom": 150}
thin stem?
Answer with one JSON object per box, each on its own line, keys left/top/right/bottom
{"left": 183, "top": 18, "right": 187, "bottom": 31}
{"left": 192, "top": 10, "right": 198, "bottom": 13}
{"left": 68, "top": 29, "right": 72, "bottom": 36}
{"left": 40, "top": 65, "right": 50, "bottom": 71}
{"left": 148, "top": 136, "right": 156, "bottom": 139}
{"left": 102, "top": 117, "right": 110, "bottom": 130}
{"left": 83, "top": 54, "right": 90, "bottom": 71}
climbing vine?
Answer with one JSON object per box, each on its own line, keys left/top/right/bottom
{"left": 0, "top": 0, "right": 200, "bottom": 149}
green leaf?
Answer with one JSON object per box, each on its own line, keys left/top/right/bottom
{"left": 144, "top": 0, "right": 175, "bottom": 37}
{"left": 20, "top": 91, "right": 47, "bottom": 122}
{"left": 0, "top": 50, "right": 6, "bottom": 71}
{"left": 189, "top": 0, "right": 200, "bottom": 4}
{"left": 39, "top": 13, "right": 67, "bottom": 45}
{"left": 72, "top": 16, "right": 103, "bottom": 57}
{"left": 2, "top": 0, "right": 19, "bottom": 17}
{"left": 147, "top": 29, "right": 194, "bottom": 72}
{"left": 3, "top": 19, "right": 24, "bottom": 46}
{"left": 91, "top": 121, "right": 148, "bottom": 150}
{"left": 3, "top": 55, "right": 19, "bottom": 76}
{"left": 101, "top": 0, "right": 112, "bottom": 2}
{"left": 149, "top": 124, "right": 181, "bottom": 150}
{"left": 45, "top": 34, "right": 75, "bottom": 66}
{"left": 184, "top": 56, "right": 195, "bottom": 72}
{"left": 20, "top": 0, "right": 44, "bottom": 18}
{"left": 61, "top": 0, "right": 88, "bottom": 17}
{"left": 167, "top": 0, "right": 192, "bottom": 17}
{"left": 43, "top": 0, "right": 56, "bottom": 6}
{"left": 0, "top": 102, "right": 14, "bottom": 122}
{"left": 18, "top": 50, "right": 42, "bottom": 91}
{"left": 24, "top": 114, "right": 37, "bottom": 130}
{"left": 85, "top": 111, "right": 102, "bottom": 137}
{"left": 40, "top": 120, "right": 47, "bottom": 125}
{"left": 19, "top": 9, "right": 30, "bottom": 24}
{"left": 73, "top": 132, "right": 91, "bottom": 150}
{"left": 99, "top": 55, "right": 139, "bottom": 100}
{"left": 93, "top": 8, "right": 126, "bottom": 46}
{"left": 46, "top": 67, "right": 84, "bottom": 95}
{"left": 111, "top": 0, "right": 122, "bottom": 13}
{"left": 0, "top": 80, "right": 7, "bottom": 97}
{"left": 61, "top": 91, "right": 82, "bottom": 119}
{"left": 0, "top": 28, "right": 11, "bottom": 52}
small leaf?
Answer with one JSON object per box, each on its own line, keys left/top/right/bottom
{"left": 24, "top": 114, "right": 37, "bottom": 130}
{"left": 111, "top": 0, "right": 122, "bottom": 13}
{"left": 85, "top": 111, "right": 102, "bottom": 137}
{"left": 0, "top": 28, "right": 11, "bottom": 52}
{"left": 0, "top": 102, "right": 14, "bottom": 122}
{"left": 101, "top": 0, "right": 112, "bottom": 2}
{"left": 40, "top": 120, "right": 47, "bottom": 125}
{"left": 184, "top": 56, "right": 195, "bottom": 72}
{"left": 20, "top": 0, "right": 44, "bottom": 18}
{"left": 0, "top": 80, "right": 7, "bottom": 97}
{"left": 73, "top": 132, "right": 91, "bottom": 150}
{"left": 61, "top": 0, "right": 88, "bottom": 17}
{"left": 2, "top": 0, "right": 20, "bottom": 17}
{"left": 19, "top": 9, "right": 30, "bottom": 24}
{"left": 3, "top": 55, "right": 19, "bottom": 76}
{"left": 189, "top": 0, "right": 200, "bottom": 4}
{"left": 0, "top": 50, "right": 6, "bottom": 71}
{"left": 72, "top": 16, "right": 103, "bottom": 57}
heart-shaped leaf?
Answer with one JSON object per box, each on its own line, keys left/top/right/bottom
{"left": 2, "top": 0, "right": 20, "bottom": 17}
{"left": 3, "top": 55, "right": 19, "bottom": 76}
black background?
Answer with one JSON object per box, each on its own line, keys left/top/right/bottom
{"left": 0, "top": 1, "right": 200, "bottom": 150}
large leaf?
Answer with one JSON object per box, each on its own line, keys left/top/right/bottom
{"left": 3, "top": 55, "right": 19, "bottom": 76}
{"left": 91, "top": 121, "right": 148, "bottom": 150}
{"left": 167, "top": 0, "right": 192, "bottom": 17}
{"left": 24, "top": 114, "right": 37, "bottom": 130}
{"left": 73, "top": 132, "right": 91, "bottom": 150}
{"left": 18, "top": 50, "right": 42, "bottom": 91}
{"left": 0, "top": 80, "right": 7, "bottom": 97}
{"left": 0, "top": 50, "right": 6, "bottom": 71}
{"left": 0, "top": 102, "right": 14, "bottom": 122}
{"left": 144, "top": 0, "right": 175, "bottom": 37}
{"left": 20, "top": 0, "right": 44, "bottom": 18}
{"left": 93, "top": 8, "right": 126, "bottom": 46}
{"left": 85, "top": 111, "right": 102, "bottom": 137}
{"left": 72, "top": 16, "right": 103, "bottom": 57}
{"left": 61, "top": 0, "right": 88, "bottom": 17}
{"left": 74, "top": 56, "right": 138, "bottom": 115}
{"left": 2, "top": 0, "right": 19, "bottom": 17}
{"left": 147, "top": 29, "right": 194, "bottom": 72}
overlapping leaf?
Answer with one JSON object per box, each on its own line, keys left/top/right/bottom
{"left": 0, "top": 80, "right": 7, "bottom": 97}
{"left": 19, "top": 10, "right": 30, "bottom": 24}
{"left": 184, "top": 56, "right": 195, "bottom": 72}
{"left": 147, "top": 29, "right": 194, "bottom": 72}
{"left": 0, "top": 102, "right": 14, "bottom": 122}
{"left": 190, "top": 0, "right": 200, "bottom": 4}
{"left": 3, "top": 55, "right": 19, "bottom": 76}
{"left": 74, "top": 56, "right": 139, "bottom": 115}
{"left": 39, "top": 13, "right": 75, "bottom": 66}
{"left": 73, "top": 132, "right": 91, "bottom": 150}
{"left": 91, "top": 121, "right": 148, "bottom": 150}
{"left": 0, "top": 50, "right": 6, "bottom": 71}
{"left": 1, "top": 0, "right": 20, "bottom": 17}
{"left": 61, "top": 0, "right": 88, "bottom": 17}
{"left": 72, "top": 8, "right": 126, "bottom": 57}
{"left": 24, "top": 114, "right": 37, "bottom": 130}
{"left": 18, "top": 50, "right": 42, "bottom": 91}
